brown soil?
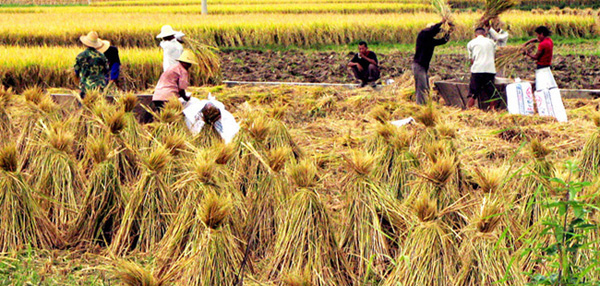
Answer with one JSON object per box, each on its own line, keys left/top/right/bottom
{"left": 220, "top": 50, "right": 600, "bottom": 89}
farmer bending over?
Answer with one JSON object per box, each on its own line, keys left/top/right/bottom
{"left": 157, "top": 25, "right": 184, "bottom": 72}
{"left": 413, "top": 20, "right": 452, "bottom": 105}
{"left": 74, "top": 31, "right": 109, "bottom": 99}
{"left": 348, "top": 41, "right": 380, "bottom": 88}
{"left": 152, "top": 50, "right": 198, "bottom": 111}
{"left": 524, "top": 26, "right": 553, "bottom": 70}
{"left": 467, "top": 27, "right": 497, "bottom": 110}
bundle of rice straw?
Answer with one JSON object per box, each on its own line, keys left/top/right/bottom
{"left": 111, "top": 259, "right": 175, "bottom": 286}
{"left": 29, "top": 120, "right": 84, "bottom": 230}
{"left": 266, "top": 189, "right": 352, "bottom": 285}
{"left": 432, "top": 0, "right": 454, "bottom": 34}
{"left": 186, "top": 37, "right": 222, "bottom": 85}
{"left": 66, "top": 135, "right": 124, "bottom": 247}
{"left": 383, "top": 194, "right": 459, "bottom": 286}
{"left": 456, "top": 198, "right": 524, "bottom": 286}
{"left": 110, "top": 144, "right": 176, "bottom": 255}
{"left": 580, "top": 115, "right": 600, "bottom": 181}
{"left": 477, "top": 0, "right": 519, "bottom": 27}
{"left": 339, "top": 151, "right": 391, "bottom": 280}
{"left": 495, "top": 43, "right": 535, "bottom": 77}
{"left": 175, "top": 192, "right": 244, "bottom": 285}
{"left": 0, "top": 144, "right": 62, "bottom": 252}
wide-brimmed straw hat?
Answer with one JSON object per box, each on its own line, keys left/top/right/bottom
{"left": 177, "top": 50, "right": 198, "bottom": 65}
{"left": 80, "top": 31, "right": 105, "bottom": 49}
{"left": 97, "top": 40, "right": 111, "bottom": 53}
{"left": 156, "top": 25, "right": 176, "bottom": 39}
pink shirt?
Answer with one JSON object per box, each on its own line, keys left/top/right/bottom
{"left": 152, "top": 63, "right": 189, "bottom": 101}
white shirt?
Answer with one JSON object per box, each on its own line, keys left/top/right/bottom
{"left": 488, "top": 28, "right": 509, "bottom": 47}
{"left": 160, "top": 38, "right": 183, "bottom": 72}
{"left": 181, "top": 95, "right": 240, "bottom": 144}
{"left": 467, "top": 35, "right": 496, "bottom": 74}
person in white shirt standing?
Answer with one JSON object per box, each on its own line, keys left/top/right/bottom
{"left": 487, "top": 17, "right": 509, "bottom": 47}
{"left": 467, "top": 27, "right": 497, "bottom": 110}
{"left": 157, "top": 25, "right": 184, "bottom": 72}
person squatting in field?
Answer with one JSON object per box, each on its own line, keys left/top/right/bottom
{"left": 467, "top": 27, "right": 498, "bottom": 111}
{"left": 74, "top": 31, "right": 109, "bottom": 98}
{"left": 152, "top": 50, "right": 198, "bottom": 111}
{"left": 348, "top": 41, "right": 380, "bottom": 88}
{"left": 412, "top": 19, "right": 453, "bottom": 105}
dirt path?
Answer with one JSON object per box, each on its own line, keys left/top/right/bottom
{"left": 220, "top": 50, "right": 600, "bottom": 89}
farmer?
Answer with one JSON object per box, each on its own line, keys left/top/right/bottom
{"left": 98, "top": 39, "right": 121, "bottom": 86}
{"left": 413, "top": 20, "right": 453, "bottom": 105}
{"left": 348, "top": 41, "right": 380, "bottom": 88}
{"left": 467, "top": 27, "right": 497, "bottom": 110}
{"left": 487, "top": 17, "right": 509, "bottom": 47}
{"left": 524, "top": 26, "right": 553, "bottom": 70}
{"left": 152, "top": 50, "right": 198, "bottom": 111}
{"left": 157, "top": 25, "right": 184, "bottom": 72}
{"left": 74, "top": 31, "right": 109, "bottom": 98}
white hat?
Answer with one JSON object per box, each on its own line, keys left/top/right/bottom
{"left": 175, "top": 31, "right": 185, "bottom": 41}
{"left": 156, "top": 25, "right": 176, "bottom": 39}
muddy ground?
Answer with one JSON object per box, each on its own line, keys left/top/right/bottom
{"left": 220, "top": 50, "right": 600, "bottom": 89}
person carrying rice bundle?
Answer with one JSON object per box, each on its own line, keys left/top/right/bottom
{"left": 524, "top": 26, "right": 553, "bottom": 70}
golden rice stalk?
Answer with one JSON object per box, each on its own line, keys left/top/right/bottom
{"left": 173, "top": 192, "right": 243, "bottom": 286}
{"left": 344, "top": 150, "right": 376, "bottom": 177}
{"left": 0, "top": 144, "right": 62, "bottom": 252}
{"left": 580, "top": 127, "right": 600, "bottom": 181}
{"left": 383, "top": 194, "right": 458, "bottom": 286}
{"left": 186, "top": 37, "right": 222, "bottom": 85}
{"left": 456, "top": 198, "right": 524, "bottom": 286}
{"left": 369, "top": 105, "right": 390, "bottom": 124}
{"left": 215, "top": 143, "right": 236, "bottom": 165}
{"left": 22, "top": 86, "right": 45, "bottom": 105}
{"left": 495, "top": 44, "right": 535, "bottom": 77}
{"left": 266, "top": 190, "right": 351, "bottom": 285}
{"left": 478, "top": 0, "right": 519, "bottom": 27}
{"left": 415, "top": 104, "right": 439, "bottom": 127}
{"left": 530, "top": 139, "right": 552, "bottom": 159}
{"left": 111, "top": 259, "right": 173, "bottom": 286}
{"left": 194, "top": 121, "right": 223, "bottom": 148}
{"left": 0, "top": 86, "right": 14, "bottom": 135}
{"left": 421, "top": 154, "right": 458, "bottom": 187}
{"left": 268, "top": 146, "right": 292, "bottom": 173}
{"left": 163, "top": 132, "right": 188, "bottom": 157}
{"left": 116, "top": 93, "right": 139, "bottom": 113}
{"left": 66, "top": 135, "right": 123, "bottom": 247}
{"left": 288, "top": 159, "right": 319, "bottom": 188}
{"left": 29, "top": 121, "right": 83, "bottom": 230}
{"left": 432, "top": 0, "right": 454, "bottom": 23}
{"left": 156, "top": 97, "right": 184, "bottom": 124}
{"left": 110, "top": 145, "right": 175, "bottom": 255}
{"left": 339, "top": 171, "right": 391, "bottom": 280}
{"left": 469, "top": 165, "right": 508, "bottom": 194}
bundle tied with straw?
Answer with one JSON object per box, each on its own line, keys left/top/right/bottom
{"left": 477, "top": 0, "right": 519, "bottom": 27}
{"left": 66, "top": 135, "right": 124, "bottom": 248}
{"left": 110, "top": 144, "right": 176, "bottom": 255}
{"left": 186, "top": 37, "right": 222, "bottom": 85}
{"left": 0, "top": 144, "right": 62, "bottom": 252}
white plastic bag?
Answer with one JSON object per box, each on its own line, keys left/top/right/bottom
{"left": 534, "top": 68, "right": 567, "bottom": 122}
{"left": 181, "top": 94, "right": 240, "bottom": 143}
{"left": 506, "top": 79, "right": 535, "bottom": 116}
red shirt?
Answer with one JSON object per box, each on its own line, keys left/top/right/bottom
{"left": 537, "top": 37, "right": 553, "bottom": 66}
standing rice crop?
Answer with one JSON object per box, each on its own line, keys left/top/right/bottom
{"left": 0, "top": 144, "right": 62, "bottom": 252}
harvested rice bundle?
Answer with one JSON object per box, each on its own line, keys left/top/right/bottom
{"left": 383, "top": 194, "right": 459, "bottom": 286}
{"left": 580, "top": 115, "right": 600, "bottom": 181}
{"left": 29, "top": 120, "right": 83, "bottom": 230}
{"left": 0, "top": 144, "right": 62, "bottom": 252}
{"left": 186, "top": 37, "right": 222, "bottom": 85}
{"left": 65, "top": 135, "right": 124, "bottom": 247}
{"left": 456, "top": 198, "right": 524, "bottom": 286}
{"left": 176, "top": 192, "right": 244, "bottom": 286}
{"left": 477, "top": 0, "right": 519, "bottom": 27}
{"left": 431, "top": 0, "right": 454, "bottom": 35}
{"left": 146, "top": 97, "right": 189, "bottom": 139}
{"left": 339, "top": 151, "right": 391, "bottom": 280}
{"left": 365, "top": 123, "right": 418, "bottom": 199}
{"left": 115, "top": 93, "right": 148, "bottom": 150}
{"left": 266, "top": 190, "right": 351, "bottom": 285}
{"left": 110, "top": 145, "right": 176, "bottom": 255}
{"left": 111, "top": 259, "right": 175, "bottom": 286}
{"left": 495, "top": 44, "right": 535, "bottom": 77}
{"left": 468, "top": 165, "right": 511, "bottom": 197}
{"left": 0, "top": 86, "right": 15, "bottom": 135}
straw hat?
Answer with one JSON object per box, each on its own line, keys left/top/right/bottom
{"left": 175, "top": 31, "right": 185, "bottom": 41}
{"left": 80, "top": 31, "right": 105, "bottom": 49}
{"left": 177, "top": 50, "right": 198, "bottom": 65}
{"left": 156, "top": 25, "right": 176, "bottom": 39}
{"left": 97, "top": 40, "right": 111, "bottom": 53}
{"left": 426, "top": 23, "right": 436, "bottom": 28}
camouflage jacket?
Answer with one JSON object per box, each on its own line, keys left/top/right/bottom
{"left": 74, "top": 48, "right": 109, "bottom": 93}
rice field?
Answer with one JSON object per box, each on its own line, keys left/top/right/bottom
{"left": 2, "top": 0, "right": 600, "bottom": 284}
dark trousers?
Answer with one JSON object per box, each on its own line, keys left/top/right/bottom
{"left": 351, "top": 64, "right": 380, "bottom": 83}
{"left": 469, "top": 73, "right": 497, "bottom": 110}
{"left": 412, "top": 62, "right": 429, "bottom": 105}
